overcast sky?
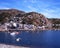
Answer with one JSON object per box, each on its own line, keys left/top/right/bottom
{"left": 0, "top": 0, "right": 60, "bottom": 18}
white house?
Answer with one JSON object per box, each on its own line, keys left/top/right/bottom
{"left": 24, "top": 24, "right": 35, "bottom": 30}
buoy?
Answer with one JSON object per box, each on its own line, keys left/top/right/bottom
{"left": 16, "top": 38, "right": 21, "bottom": 42}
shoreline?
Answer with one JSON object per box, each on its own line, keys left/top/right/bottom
{"left": 0, "top": 44, "right": 30, "bottom": 48}
{"left": 0, "top": 29, "right": 60, "bottom": 32}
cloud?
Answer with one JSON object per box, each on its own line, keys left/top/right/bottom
{"left": 0, "top": 2, "right": 11, "bottom": 9}
{"left": 25, "top": 0, "right": 60, "bottom": 18}
{"left": 40, "top": 8, "right": 60, "bottom": 18}
{"left": 30, "top": 0, "right": 37, "bottom": 3}
{"left": 24, "top": 0, "right": 27, "bottom": 3}
{"left": 27, "top": 6, "right": 38, "bottom": 12}
{"left": 0, "top": 0, "right": 60, "bottom": 18}
{"left": 0, "top": 6, "right": 10, "bottom": 9}
{"left": 23, "top": 0, "right": 37, "bottom": 3}
{"left": 0, "top": 2, "right": 10, "bottom": 6}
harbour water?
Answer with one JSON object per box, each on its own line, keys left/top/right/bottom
{"left": 0, "top": 30, "right": 60, "bottom": 48}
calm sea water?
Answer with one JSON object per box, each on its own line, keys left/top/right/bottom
{"left": 0, "top": 30, "right": 60, "bottom": 48}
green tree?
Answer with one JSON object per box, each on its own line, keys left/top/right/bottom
{"left": 0, "top": 12, "right": 11, "bottom": 23}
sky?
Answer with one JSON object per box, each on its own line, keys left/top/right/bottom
{"left": 0, "top": 0, "right": 60, "bottom": 18}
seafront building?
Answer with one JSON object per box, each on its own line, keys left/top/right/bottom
{"left": 0, "top": 22, "right": 46, "bottom": 31}
{"left": 0, "top": 22, "right": 36, "bottom": 31}
{"left": 0, "top": 21, "right": 59, "bottom": 31}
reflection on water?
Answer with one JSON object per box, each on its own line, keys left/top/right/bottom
{"left": 0, "top": 30, "right": 60, "bottom": 48}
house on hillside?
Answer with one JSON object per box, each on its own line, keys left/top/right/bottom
{"left": 0, "top": 24, "right": 7, "bottom": 31}
{"left": 14, "top": 14, "right": 24, "bottom": 23}
{"left": 24, "top": 24, "right": 35, "bottom": 30}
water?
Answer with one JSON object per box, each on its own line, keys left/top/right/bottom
{"left": 0, "top": 30, "right": 60, "bottom": 48}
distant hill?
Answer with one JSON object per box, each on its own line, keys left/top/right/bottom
{"left": 0, "top": 9, "right": 25, "bottom": 16}
{"left": 48, "top": 18, "right": 60, "bottom": 24}
{"left": 48, "top": 18, "right": 60, "bottom": 29}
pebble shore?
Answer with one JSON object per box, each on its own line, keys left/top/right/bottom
{"left": 0, "top": 44, "right": 29, "bottom": 48}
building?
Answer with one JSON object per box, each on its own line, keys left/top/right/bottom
{"left": 24, "top": 24, "right": 35, "bottom": 30}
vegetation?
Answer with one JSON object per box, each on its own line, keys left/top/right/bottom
{"left": 0, "top": 9, "right": 60, "bottom": 29}
{"left": 0, "top": 12, "right": 11, "bottom": 23}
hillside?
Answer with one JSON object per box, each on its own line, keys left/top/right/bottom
{"left": 48, "top": 18, "right": 60, "bottom": 29}
{"left": 0, "top": 9, "right": 49, "bottom": 25}
{"left": 22, "top": 12, "right": 49, "bottom": 26}
{"left": 0, "top": 9, "right": 60, "bottom": 29}
{"left": 0, "top": 9, "right": 25, "bottom": 23}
